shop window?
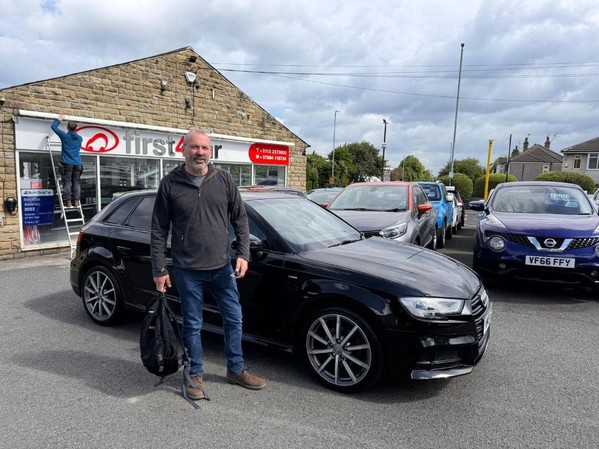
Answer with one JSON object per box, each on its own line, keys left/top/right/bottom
{"left": 216, "top": 163, "right": 252, "bottom": 186}
{"left": 254, "top": 165, "right": 285, "bottom": 186}
{"left": 98, "top": 157, "right": 159, "bottom": 209}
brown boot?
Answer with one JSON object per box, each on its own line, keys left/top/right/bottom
{"left": 72, "top": 199, "right": 80, "bottom": 207}
{"left": 64, "top": 200, "right": 72, "bottom": 208}
{"left": 187, "top": 374, "right": 207, "bottom": 400}
{"left": 226, "top": 368, "right": 266, "bottom": 390}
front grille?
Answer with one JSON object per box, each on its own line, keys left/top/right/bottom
{"left": 486, "top": 231, "right": 599, "bottom": 251}
{"left": 485, "top": 231, "right": 533, "bottom": 248}
{"left": 470, "top": 289, "right": 489, "bottom": 343}
{"left": 567, "top": 237, "right": 599, "bottom": 250}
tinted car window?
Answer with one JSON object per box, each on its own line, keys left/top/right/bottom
{"left": 104, "top": 198, "right": 139, "bottom": 225}
{"left": 414, "top": 185, "right": 428, "bottom": 206}
{"left": 127, "top": 197, "right": 155, "bottom": 231}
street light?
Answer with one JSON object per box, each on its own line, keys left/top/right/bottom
{"left": 449, "top": 43, "right": 465, "bottom": 186}
{"left": 332, "top": 110, "right": 339, "bottom": 183}
{"left": 381, "top": 119, "right": 388, "bottom": 181}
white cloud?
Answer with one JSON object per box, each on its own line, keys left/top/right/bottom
{"left": 2, "top": 0, "right": 599, "bottom": 175}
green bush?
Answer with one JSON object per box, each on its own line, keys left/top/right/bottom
{"left": 437, "top": 173, "right": 473, "bottom": 200}
{"left": 473, "top": 173, "right": 518, "bottom": 198}
{"left": 534, "top": 171, "right": 597, "bottom": 193}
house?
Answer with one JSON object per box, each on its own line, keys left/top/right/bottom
{"left": 506, "top": 137, "right": 563, "bottom": 181}
{"left": 561, "top": 137, "right": 599, "bottom": 187}
{"left": 0, "top": 47, "right": 309, "bottom": 260}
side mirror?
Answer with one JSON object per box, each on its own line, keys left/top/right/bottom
{"left": 417, "top": 203, "right": 433, "bottom": 215}
{"left": 446, "top": 193, "right": 454, "bottom": 203}
{"left": 249, "top": 234, "right": 265, "bottom": 260}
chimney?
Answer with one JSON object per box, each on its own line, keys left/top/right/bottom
{"left": 545, "top": 136, "right": 551, "bottom": 149}
{"left": 523, "top": 137, "right": 529, "bottom": 151}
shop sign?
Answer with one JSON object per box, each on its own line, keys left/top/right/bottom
{"left": 248, "top": 143, "right": 290, "bottom": 165}
{"left": 21, "top": 189, "right": 54, "bottom": 226}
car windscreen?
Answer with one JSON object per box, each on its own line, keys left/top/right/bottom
{"left": 247, "top": 196, "right": 362, "bottom": 252}
{"left": 328, "top": 185, "right": 408, "bottom": 211}
{"left": 419, "top": 184, "right": 441, "bottom": 201}
{"left": 491, "top": 185, "right": 594, "bottom": 215}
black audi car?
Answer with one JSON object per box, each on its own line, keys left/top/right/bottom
{"left": 70, "top": 190, "right": 491, "bottom": 393}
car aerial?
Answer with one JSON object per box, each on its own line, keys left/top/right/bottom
{"left": 470, "top": 181, "right": 599, "bottom": 288}
{"left": 446, "top": 185, "right": 465, "bottom": 229}
{"left": 417, "top": 181, "right": 455, "bottom": 249}
{"left": 306, "top": 187, "right": 343, "bottom": 207}
{"left": 71, "top": 189, "right": 491, "bottom": 393}
{"left": 326, "top": 181, "right": 438, "bottom": 249}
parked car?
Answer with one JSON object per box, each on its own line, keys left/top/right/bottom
{"left": 592, "top": 188, "right": 599, "bottom": 208}
{"left": 471, "top": 181, "right": 599, "bottom": 288}
{"left": 306, "top": 187, "right": 343, "bottom": 207}
{"left": 327, "top": 181, "right": 438, "bottom": 249}
{"left": 417, "top": 181, "right": 455, "bottom": 249}
{"left": 446, "top": 185, "right": 465, "bottom": 228}
{"left": 239, "top": 185, "right": 306, "bottom": 197}
{"left": 71, "top": 190, "right": 491, "bottom": 392}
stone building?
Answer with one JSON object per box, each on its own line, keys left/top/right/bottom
{"left": 0, "top": 47, "right": 309, "bottom": 260}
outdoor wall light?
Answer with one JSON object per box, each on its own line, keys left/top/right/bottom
{"left": 4, "top": 197, "right": 17, "bottom": 215}
{"left": 160, "top": 80, "right": 167, "bottom": 93}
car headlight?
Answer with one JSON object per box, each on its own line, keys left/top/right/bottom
{"left": 380, "top": 222, "right": 407, "bottom": 239}
{"left": 400, "top": 297, "right": 466, "bottom": 320}
{"left": 488, "top": 235, "right": 506, "bottom": 251}
{"left": 483, "top": 214, "right": 506, "bottom": 229}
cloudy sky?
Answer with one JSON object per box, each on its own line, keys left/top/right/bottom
{"left": 2, "top": 0, "right": 599, "bottom": 174}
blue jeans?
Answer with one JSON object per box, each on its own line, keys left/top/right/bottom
{"left": 60, "top": 164, "right": 82, "bottom": 201}
{"left": 174, "top": 264, "right": 244, "bottom": 376}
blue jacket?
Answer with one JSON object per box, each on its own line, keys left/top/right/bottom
{"left": 51, "top": 119, "right": 83, "bottom": 165}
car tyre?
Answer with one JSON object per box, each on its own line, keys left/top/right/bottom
{"left": 446, "top": 221, "right": 453, "bottom": 240}
{"left": 302, "top": 307, "right": 383, "bottom": 393}
{"left": 81, "top": 265, "right": 124, "bottom": 325}
{"left": 437, "top": 226, "right": 446, "bottom": 249}
{"left": 427, "top": 229, "right": 438, "bottom": 250}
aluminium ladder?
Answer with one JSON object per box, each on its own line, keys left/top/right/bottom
{"left": 45, "top": 136, "right": 85, "bottom": 259}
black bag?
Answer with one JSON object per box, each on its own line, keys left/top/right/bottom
{"left": 140, "top": 293, "right": 207, "bottom": 409}
{"left": 140, "top": 293, "right": 181, "bottom": 378}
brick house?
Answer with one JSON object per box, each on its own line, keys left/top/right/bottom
{"left": 0, "top": 47, "right": 309, "bottom": 260}
{"left": 506, "top": 137, "right": 563, "bottom": 181}
{"left": 560, "top": 137, "right": 599, "bottom": 187}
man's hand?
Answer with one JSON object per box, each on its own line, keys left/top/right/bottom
{"left": 58, "top": 114, "right": 65, "bottom": 121}
{"left": 233, "top": 258, "right": 248, "bottom": 278}
{"left": 153, "top": 274, "right": 171, "bottom": 292}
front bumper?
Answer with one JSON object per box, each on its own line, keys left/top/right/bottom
{"left": 385, "top": 301, "right": 492, "bottom": 380}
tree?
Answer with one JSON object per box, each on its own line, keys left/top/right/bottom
{"left": 306, "top": 152, "right": 331, "bottom": 190}
{"left": 437, "top": 173, "right": 474, "bottom": 199}
{"left": 473, "top": 173, "right": 517, "bottom": 198}
{"left": 326, "top": 141, "right": 383, "bottom": 186}
{"left": 438, "top": 157, "right": 485, "bottom": 183}
{"left": 390, "top": 155, "right": 429, "bottom": 181}
{"left": 535, "top": 171, "right": 596, "bottom": 192}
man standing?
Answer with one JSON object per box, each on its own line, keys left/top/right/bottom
{"left": 51, "top": 115, "right": 83, "bottom": 208}
{"left": 150, "top": 129, "right": 266, "bottom": 401}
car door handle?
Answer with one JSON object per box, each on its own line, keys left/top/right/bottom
{"left": 117, "top": 245, "right": 131, "bottom": 254}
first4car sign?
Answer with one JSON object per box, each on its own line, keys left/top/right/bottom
{"left": 525, "top": 256, "right": 575, "bottom": 268}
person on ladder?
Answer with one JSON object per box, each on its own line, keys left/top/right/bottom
{"left": 51, "top": 114, "right": 83, "bottom": 208}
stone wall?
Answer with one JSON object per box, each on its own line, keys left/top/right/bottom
{"left": 0, "top": 46, "right": 308, "bottom": 260}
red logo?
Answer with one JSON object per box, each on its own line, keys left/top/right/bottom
{"left": 77, "top": 126, "right": 119, "bottom": 153}
{"left": 248, "top": 143, "right": 290, "bottom": 166}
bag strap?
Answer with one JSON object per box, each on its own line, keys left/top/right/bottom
{"left": 161, "top": 293, "right": 211, "bottom": 408}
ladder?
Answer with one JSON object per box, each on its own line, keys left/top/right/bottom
{"left": 45, "top": 136, "right": 85, "bottom": 259}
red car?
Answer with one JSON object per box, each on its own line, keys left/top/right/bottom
{"left": 327, "top": 181, "right": 438, "bottom": 249}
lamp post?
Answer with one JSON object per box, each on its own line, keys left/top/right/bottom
{"left": 449, "top": 43, "right": 465, "bottom": 186}
{"left": 381, "top": 119, "right": 388, "bottom": 181}
{"left": 332, "top": 110, "right": 339, "bottom": 184}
